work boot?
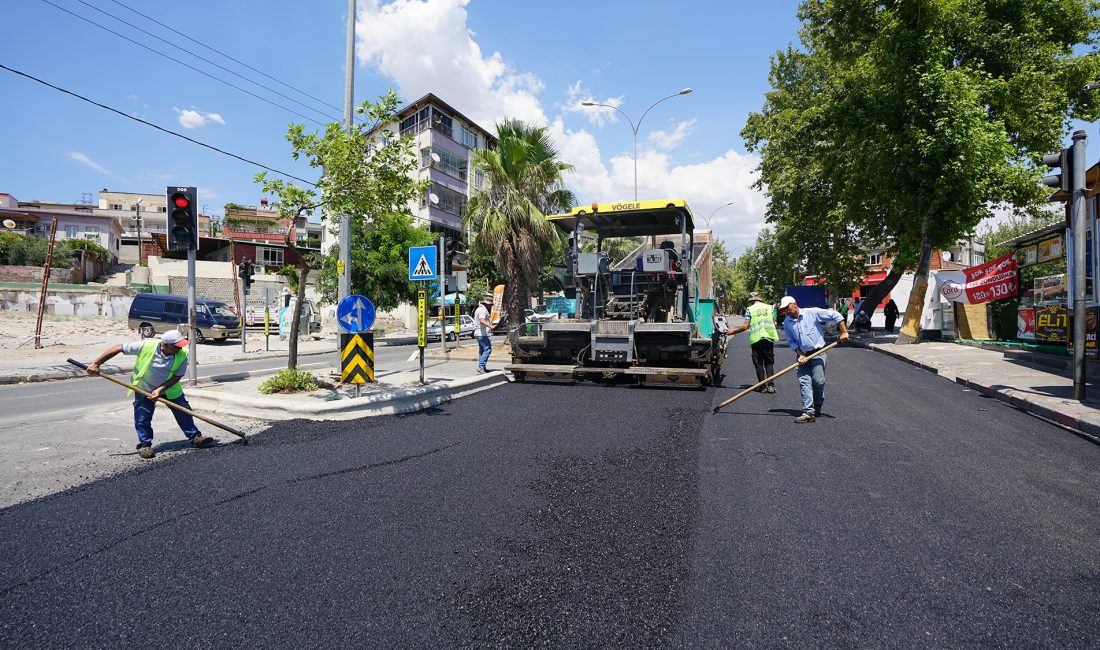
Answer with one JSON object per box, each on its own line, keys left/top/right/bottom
{"left": 765, "top": 385, "right": 777, "bottom": 394}
{"left": 137, "top": 445, "right": 155, "bottom": 459}
{"left": 191, "top": 435, "right": 214, "bottom": 449}
{"left": 794, "top": 413, "right": 816, "bottom": 423}
{"left": 814, "top": 405, "right": 822, "bottom": 417}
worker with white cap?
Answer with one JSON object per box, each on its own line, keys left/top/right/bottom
{"left": 777, "top": 296, "right": 848, "bottom": 423}
{"left": 86, "top": 329, "right": 213, "bottom": 458}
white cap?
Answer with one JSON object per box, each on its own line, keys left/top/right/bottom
{"left": 161, "top": 329, "right": 189, "bottom": 347}
{"left": 778, "top": 296, "right": 796, "bottom": 310}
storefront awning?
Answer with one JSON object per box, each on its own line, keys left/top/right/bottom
{"left": 995, "top": 221, "right": 1065, "bottom": 249}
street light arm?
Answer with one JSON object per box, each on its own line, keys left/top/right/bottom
{"left": 582, "top": 102, "right": 636, "bottom": 132}
{"left": 705, "top": 201, "right": 736, "bottom": 228}
{"left": 636, "top": 91, "right": 691, "bottom": 134}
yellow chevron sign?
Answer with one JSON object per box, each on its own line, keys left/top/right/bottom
{"left": 340, "top": 333, "right": 375, "bottom": 384}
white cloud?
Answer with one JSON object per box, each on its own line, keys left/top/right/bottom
{"left": 356, "top": 0, "right": 547, "bottom": 128}
{"left": 356, "top": 0, "right": 768, "bottom": 249}
{"left": 67, "top": 151, "right": 109, "bottom": 175}
{"left": 174, "top": 108, "right": 226, "bottom": 129}
{"left": 558, "top": 81, "right": 625, "bottom": 127}
{"left": 647, "top": 119, "right": 696, "bottom": 150}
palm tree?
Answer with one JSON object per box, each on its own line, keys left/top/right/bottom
{"left": 465, "top": 119, "right": 575, "bottom": 326}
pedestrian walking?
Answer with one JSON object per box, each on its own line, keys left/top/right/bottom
{"left": 726, "top": 291, "right": 779, "bottom": 393}
{"left": 850, "top": 296, "right": 862, "bottom": 326}
{"left": 884, "top": 298, "right": 900, "bottom": 333}
{"left": 474, "top": 294, "right": 494, "bottom": 373}
{"left": 777, "top": 296, "right": 849, "bottom": 423}
{"left": 85, "top": 329, "right": 213, "bottom": 459}
{"left": 838, "top": 299, "right": 849, "bottom": 324}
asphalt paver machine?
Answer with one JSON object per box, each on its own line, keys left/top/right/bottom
{"left": 507, "top": 200, "right": 724, "bottom": 385}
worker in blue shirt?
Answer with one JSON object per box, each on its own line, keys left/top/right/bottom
{"left": 778, "top": 296, "right": 849, "bottom": 423}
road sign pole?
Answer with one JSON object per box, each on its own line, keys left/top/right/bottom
{"left": 438, "top": 238, "right": 447, "bottom": 354}
{"left": 187, "top": 248, "right": 197, "bottom": 385}
{"left": 418, "top": 288, "right": 427, "bottom": 384}
{"left": 264, "top": 306, "right": 270, "bottom": 352}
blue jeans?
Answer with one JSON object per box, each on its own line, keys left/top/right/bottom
{"left": 475, "top": 335, "right": 492, "bottom": 370}
{"left": 795, "top": 354, "right": 827, "bottom": 415}
{"left": 133, "top": 392, "right": 201, "bottom": 448}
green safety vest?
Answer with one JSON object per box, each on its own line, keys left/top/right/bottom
{"left": 747, "top": 302, "right": 779, "bottom": 344}
{"left": 130, "top": 340, "right": 187, "bottom": 399}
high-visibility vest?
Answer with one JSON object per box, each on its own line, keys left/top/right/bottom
{"left": 747, "top": 302, "right": 779, "bottom": 344}
{"left": 130, "top": 340, "right": 187, "bottom": 399}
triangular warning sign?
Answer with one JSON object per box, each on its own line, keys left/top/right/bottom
{"left": 412, "top": 255, "right": 432, "bottom": 277}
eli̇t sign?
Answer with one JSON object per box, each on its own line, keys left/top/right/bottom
{"left": 938, "top": 252, "right": 1018, "bottom": 305}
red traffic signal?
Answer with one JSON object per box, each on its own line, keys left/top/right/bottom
{"left": 173, "top": 195, "right": 190, "bottom": 209}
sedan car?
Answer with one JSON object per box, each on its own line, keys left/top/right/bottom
{"left": 426, "top": 315, "right": 478, "bottom": 342}
{"left": 524, "top": 308, "right": 559, "bottom": 323}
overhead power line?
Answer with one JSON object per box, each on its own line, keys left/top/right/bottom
{"left": 108, "top": 0, "right": 348, "bottom": 118}
{"left": 73, "top": 0, "right": 343, "bottom": 123}
{"left": 0, "top": 63, "right": 317, "bottom": 187}
{"left": 40, "top": 0, "right": 328, "bottom": 127}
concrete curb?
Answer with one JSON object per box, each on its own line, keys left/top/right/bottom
{"left": 0, "top": 362, "right": 134, "bottom": 385}
{"left": 852, "top": 339, "right": 1100, "bottom": 440}
{"left": 201, "top": 362, "right": 331, "bottom": 384}
{"left": 185, "top": 371, "right": 509, "bottom": 421}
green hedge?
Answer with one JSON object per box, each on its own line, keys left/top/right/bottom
{"left": 0, "top": 232, "right": 110, "bottom": 267}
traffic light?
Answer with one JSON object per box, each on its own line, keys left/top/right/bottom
{"left": 1042, "top": 148, "right": 1072, "bottom": 194}
{"left": 238, "top": 258, "right": 254, "bottom": 291}
{"left": 166, "top": 186, "right": 198, "bottom": 251}
{"left": 444, "top": 237, "right": 457, "bottom": 271}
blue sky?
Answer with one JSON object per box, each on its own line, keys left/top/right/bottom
{"left": 2, "top": 0, "right": 806, "bottom": 249}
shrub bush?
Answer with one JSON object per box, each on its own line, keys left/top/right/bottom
{"left": 258, "top": 368, "right": 319, "bottom": 394}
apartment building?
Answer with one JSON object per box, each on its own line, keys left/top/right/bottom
{"left": 96, "top": 189, "right": 212, "bottom": 263}
{"left": 0, "top": 192, "right": 124, "bottom": 263}
{"left": 322, "top": 93, "right": 495, "bottom": 254}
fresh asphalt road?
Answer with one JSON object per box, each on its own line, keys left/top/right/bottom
{"left": 2, "top": 335, "right": 1098, "bottom": 646}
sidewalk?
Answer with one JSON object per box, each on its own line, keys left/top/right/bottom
{"left": 186, "top": 356, "right": 507, "bottom": 421}
{"left": 854, "top": 332, "right": 1100, "bottom": 439}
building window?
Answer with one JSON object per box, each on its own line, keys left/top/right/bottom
{"left": 258, "top": 247, "right": 284, "bottom": 267}
{"left": 420, "top": 145, "right": 467, "bottom": 181}
{"left": 459, "top": 125, "right": 479, "bottom": 149}
{"left": 109, "top": 203, "right": 123, "bottom": 211}
{"left": 65, "top": 225, "right": 79, "bottom": 238}
{"left": 867, "top": 252, "right": 884, "bottom": 266}
{"left": 158, "top": 206, "right": 167, "bottom": 212}
{"left": 473, "top": 169, "right": 486, "bottom": 192}
{"left": 431, "top": 108, "right": 453, "bottom": 139}
{"left": 421, "top": 182, "right": 467, "bottom": 218}
{"left": 400, "top": 107, "right": 430, "bottom": 137}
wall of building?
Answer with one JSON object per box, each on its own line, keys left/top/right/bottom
{"left": 0, "top": 287, "right": 134, "bottom": 317}
{"left": 0, "top": 264, "right": 85, "bottom": 284}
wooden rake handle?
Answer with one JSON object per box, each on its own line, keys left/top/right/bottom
{"left": 713, "top": 341, "right": 839, "bottom": 413}
{"left": 67, "top": 358, "right": 247, "bottom": 442}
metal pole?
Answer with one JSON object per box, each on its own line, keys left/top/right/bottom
{"left": 632, "top": 127, "right": 638, "bottom": 202}
{"left": 187, "top": 248, "right": 197, "bottom": 385}
{"left": 337, "top": 0, "right": 355, "bottom": 309}
{"left": 438, "top": 237, "right": 446, "bottom": 354}
{"left": 34, "top": 217, "right": 58, "bottom": 349}
{"left": 1071, "top": 129, "right": 1087, "bottom": 401}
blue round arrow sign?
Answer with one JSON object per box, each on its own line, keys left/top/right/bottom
{"left": 337, "top": 295, "right": 375, "bottom": 333}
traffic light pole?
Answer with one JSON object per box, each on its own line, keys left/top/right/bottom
{"left": 1071, "top": 130, "right": 1087, "bottom": 401}
{"left": 337, "top": 0, "right": 355, "bottom": 318}
{"left": 187, "top": 249, "right": 197, "bottom": 385}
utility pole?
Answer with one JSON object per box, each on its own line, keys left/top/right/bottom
{"left": 1071, "top": 130, "right": 1087, "bottom": 401}
{"left": 337, "top": 0, "right": 355, "bottom": 310}
{"left": 132, "top": 199, "right": 143, "bottom": 267}
{"left": 33, "top": 217, "right": 58, "bottom": 349}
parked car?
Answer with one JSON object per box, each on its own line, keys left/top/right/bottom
{"left": 128, "top": 293, "right": 242, "bottom": 343}
{"left": 426, "top": 315, "right": 478, "bottom": 342}
{"left": 524, "top": 308, "right": 559, "bottom": 323}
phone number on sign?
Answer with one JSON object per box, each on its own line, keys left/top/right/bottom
{"left": 969, "top": 281, "right": 1015, "bottom": 303}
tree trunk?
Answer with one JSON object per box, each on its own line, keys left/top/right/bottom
{"left": 895, "top": 236, "right": 934, "bottom": 345}
{"left": 852, "top": 265, "right": 906, "bottom": 323}
{"left": 287, "top": 264, "right": 309, "bottom": 369}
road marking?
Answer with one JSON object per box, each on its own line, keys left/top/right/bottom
{"left": 34, "top": 447, "right": 52, "bottom": 452}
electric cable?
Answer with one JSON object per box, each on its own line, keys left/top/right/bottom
{"left": 40, "top": 0, "right": 328, "bottom": 126}
{"left": 0, "top": 63, "right": 316, "bottom": 186}
{"left": 108, "top": 0, "right": 346, "bottom": 117}
{"left": 73, "top": 0, "right": 342, "bottom": 123}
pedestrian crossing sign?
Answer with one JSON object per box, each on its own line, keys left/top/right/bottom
{"left": 409, "top": 245, "right": 438, "bottom": 280}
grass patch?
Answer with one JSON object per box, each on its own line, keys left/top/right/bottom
{"left": 258, "top": 368, "right": 319, "bottom": 394}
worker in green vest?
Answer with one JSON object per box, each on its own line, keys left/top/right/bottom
{"left": 725, "top": 291, "right": 780, "bottom": 393}
{"left": 87, "top": 329, "right": 213, "bottom": 459}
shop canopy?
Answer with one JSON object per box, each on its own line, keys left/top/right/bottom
{"left": 995, "top": 221, "right": 1065, "bottom": 249}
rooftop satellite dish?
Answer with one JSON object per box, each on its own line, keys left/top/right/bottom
{"left": 2, "top": 219, "right": 16, "bottom": 229}
{"left": 429, "top": 193, "right": 440, "bottom": 205}
{"left": 430, "top": 152, "right": 441, "bottom": 163}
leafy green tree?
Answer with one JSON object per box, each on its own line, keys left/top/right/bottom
{"left": 257, "top": 91, "right": 429, "bottom": 368}
{"left": 744, "top": 0, "right": 1100, "bottom": 343}
{"left": 464, "top": 119, "right": 575, "bottom": 327}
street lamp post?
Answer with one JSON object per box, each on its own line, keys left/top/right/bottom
{"left": 704, "top": 201, "right": 735, "bottom": 229}
{"left": 132, "top": 199, "right": 143, "bottom": 267}
{"left": 582, "top": 88, "right": 693, "bottom": 201}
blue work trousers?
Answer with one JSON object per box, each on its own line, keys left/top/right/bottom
{"left": 795, "top": 354, "right": 827, "bottom": 415}
{"left": 133, "top": 392, "right": 201, "bottom": 448}
{"left": 475, "top": 335, "right": 492, "bottom": 370}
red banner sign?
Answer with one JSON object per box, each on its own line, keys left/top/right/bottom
{"left": 938, "top": 252, "right": 1018, "bottom": 304}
